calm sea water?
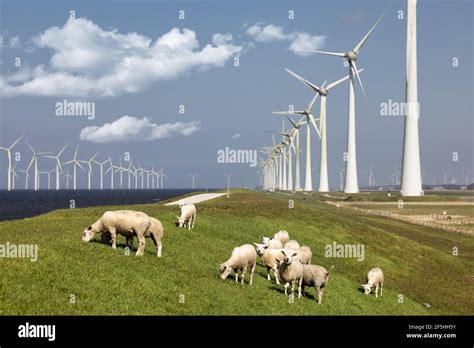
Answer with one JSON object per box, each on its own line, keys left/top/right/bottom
{"left": 0, "top": 189, "right": 206, "bottom": 221}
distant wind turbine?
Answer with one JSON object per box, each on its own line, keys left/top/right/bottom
{"left": 0, "top": 134, "right": 25, "bottom": 191}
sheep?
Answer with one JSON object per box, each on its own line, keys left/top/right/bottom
{"left": 262, "top": 238, "right": 283, "bottom": 249}
{"left": 254, "top": 243, "right": 284, "bottom": 284}
{"left": 296, "top": 246, "right": 312, "bottom": 265}
{"left": 278, "top": 250, "right": 304, "bottom": 298}
{"left": 261, "top": 230, "right": 289, "bottom": 246}
{"left": 176, "top": 203, "right": 196, "bottom": 230}
{"left": 301, "top": 264, "right": 334, "bottom": 304}
{"left": 283, "top": 240, "right": 300, "bottom": 251}
{"left": 82, "top": 210, "right": 164, "bottom": 257}
{"left": 219, "top": 244, "right": 257, "bottom": 285}
{"left": 362, "top": 268, "right": 384, "bottom": 298}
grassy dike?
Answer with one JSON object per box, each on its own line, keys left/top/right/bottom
{"left": 0, "top": 191, "right": 472, "bottom": 315}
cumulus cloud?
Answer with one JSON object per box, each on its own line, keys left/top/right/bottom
{"left": 231, "top": 133, "right": 241, "bottom": 139}
{"left": 245, "top": 23, "right": 325, "bottom": 57}
{"left": 1, "top": 18, "right": 242, "bottom": 98}
{"left": 0, "top": 34, "right": 21, "bottom": 49}
{"left": 79, "top": 115, "right": 201, "bottom": 143}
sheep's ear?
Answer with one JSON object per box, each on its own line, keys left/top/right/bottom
{"left": 253, "top": 243, "right": 258, "bottom": 246}
{"left": 176, "top": 215, "right": 180, "bottom": 219}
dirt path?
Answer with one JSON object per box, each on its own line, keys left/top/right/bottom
{"left": 164, "top": 193, "right": 228, "bottom": 206}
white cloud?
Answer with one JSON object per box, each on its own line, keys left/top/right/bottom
{"left": 1, "top": 18, "right": 242, "bottom": 98}
{"left": 79, "top": 115, "right": 201, "bottom": 143}
{"left": 231, "top": 133, "right": 241, "bottom": 139}
{"left": 245, "top": 23, "right": 325, "bottom": 56}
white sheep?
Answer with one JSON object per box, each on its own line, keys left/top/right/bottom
{"left": 176, "top": 203, "right": 196, "bottom": 230}
{"left": 254, "top": 243, "right": 284, "bottom": 284}
{"left": 274, "top": 230, "right": 289, "bottom": 245}
{"left": 219, "top": 244, "right": 257, "bottom": 285}
{"left": 283, "top": 240, "right": 300, "bottom": 251}
{"left": 82, "top": 210, "right": 164, "bottom": 257}
{"left": 297, "top": 246, "right": 312, "bottom": 265}
{"left": 278, "top": 250, "right": 304, "bottom": 298}
{"left": 362, "top": 267, "right": 384, "bottom": 298}
{"left": 301, "top": 264, "right": 334, "bottom": 304}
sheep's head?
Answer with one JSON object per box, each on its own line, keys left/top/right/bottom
{"left": 218, "top": 263, "right": 233, "bottom": 280}
{"left": 281, "top": 250, "right": 298, "bottom": 265}
{"left": 176, "top": 215, "right": 186, "bottom": 228}
{"left": 254, "top": 243, "right": 268, "bottom": 256}
{"left": 362, "top": 283, "right": 372, "bottom": 295}
{"left": 260, "top": 236, "right": 272, "bottom": 245}
{"left": 82, "top": 225, "right": 96, "bottom": 242}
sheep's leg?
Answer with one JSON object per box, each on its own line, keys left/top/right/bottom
{"left": 136, "top": 234, "right": 146, "bottom": 256}
{"left": 284, "top": 283, "right": 289, "bottom": 296}
{"left": 241, "top": 266, "right": 247, "bottom": 285}
{"left": 266, "top": 268, "right": 271, "bottom": 281}
{"left": 109, "top": 227, "right": 117, "bottom": 249}
{"left": 192, "top": 213, "right": 196, "bottom": 229}
{"left": 375, "top": 285, "right": 379, "bottom": 298}
{"left": 273, "top": 268, "right": 280, "bottom": 285}
{"left": 234, "top": 271, "right": 239, "bottom": 283}
{"left": 380, "top": 283, "right": 383, "bottom": 296}
{"left": 188, "top": 217, "right": 191, "bottom": 230}
{"left": 297, "top": 278, "right": 303, "bottom": 298}
{"left": 249, "top": 262, "right": 255, "bottom": 286}
{"left": 291, "top": 281, "right": 295, "bottom": 298}
{"left": 149, "top": 232, "right": 162, "bottom": 257}
{"left": 317, "top": 288, "right": 323, "bottom": 304}
{"left": 126, "top": 236, "right": 133, "bottom": 249}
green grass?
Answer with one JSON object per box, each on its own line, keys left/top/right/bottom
{"left": 0, "top": 191, "right": 473, "bottom": 315}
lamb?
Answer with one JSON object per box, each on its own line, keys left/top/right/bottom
{"left": 301, "top": 264, "right": 334, "bottom": 304}
{"left": 254, "top": 243, "right": 284, "bottom": 284}
{"left": 278, "top": 250, "right": 304, "bottom": 298}
{"left": 260, "top": 238, "right": 283, "bottom": 249}
{"left": 176, "top": 203, "right": 196, "bottom": 230}
{"left": 296, "top": 246, "right": 312, "bottom": 265}
{"left": 283, "top": 240, "right": 300, "bottom": 251}
{"left": 362, "top": 268, "right": 384, "bottom": 298}
{"left": 219, "top": 244, "right": 257, "bottom": 285}
{"left": 82, "top": 210, "right": 164, "bottom": 257}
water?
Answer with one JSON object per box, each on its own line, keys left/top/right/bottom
{"left": 0, "top": 189, "right": 205, "bottom": 221}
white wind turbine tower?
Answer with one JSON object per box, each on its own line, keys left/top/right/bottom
{"left": 366, "top": 165, "right": 375, "bottom": 187}
{"left": 41, "top": 169, "right": 55, "bottom": 190}
{"left": 463, "top": 169, "right": 472, "bottom": 186}
{"left": 127, "top": 161, "right": 135, "bottom": 189}
{"left": 63, "top": 146, "right": 85, "bottom": 191}
{"left": 282, "top": 115, "right": 307, "bottom": 191}
{"left": 44, "top": 144, "right": 68, "bottom": 191}
{"left": 19, "top": 169, "right": 30, "bottom": 190}
{"left": 118, "top": 158, "right": 127, "bottom": 189}
{"left": 80, "top": 152, "right": 99, "bottom": 190}
{"left": 10, "top": 163, "right": 19, "bottom": 190}
{"left": 277, "top": 128, "right": 297, "bottom": 191}
{"left": 0, "top": 134, "right": 24, "bottom": 191}
{"left": 401, "top": 0, "right": 423, "bottom": 196}
{"left": 63, "top": 169, "right": 72, "bottom": 190}
{"left": 189, "top": 173, "right": 198, "bottom": 189}
{"left": 442, "top": 168, "right": 451, "bottom": 185}
{"left": 143, "top": 169, "right": 151, "bottom": 189}
{"left": 299, "top": 6, "right": 389, "bottom": 193}
{"left": 273, "top": 93, "right": 322, "bottom": 192}
{"left": 159, "top": 169, "right": 167, "bottom": 189}
{"left": 224, "top": 174, "right": 232, "bottom": 197}
{"left": 337, "top": 166, "right": 345, "bottom": 191}
{"left": 93, "top": 158, "right": 109, "bottom": 190}
{"left": 105, "top": 158, "right": 120, "bottom": 189}
{"left": 25, "top": 140, "right": 51, "bottom": 191}
{"left": 137, "top": 164, "right": 145, "bottom": 189}
{"left": 392, "top": 165, "right": 401, "bottom": 186}
{"left": 284, "top": 68, "right": 363, "bottom": 192}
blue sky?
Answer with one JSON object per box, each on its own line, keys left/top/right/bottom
{"left": 0, "top": 0, "right": 472, "bottom": 189}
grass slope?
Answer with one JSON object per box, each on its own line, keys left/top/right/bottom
{"left": 0, "top": 191, "right": 472, "bottom": 315}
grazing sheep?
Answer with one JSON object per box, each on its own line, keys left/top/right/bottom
{"left": 176, "top": 203, "right": 196, "bottom": 230}
{"left": 362, "top": 268, "right": 384, "bottom": 298}
{"left": 278, "top": 250, "right": 304, "bottom": 298}
{"left": 254, "top": 243, "right": 284, "bottom": 284}
{"left": 263, "top": 238, "right": 283, "bottom": 249}
{"left": 284, "top": 240, "right": 300, "bottom": 251}
{"left": 297, "top": 246, "right": 312, "bottom": 265}
{"left": 219, "top": 244, "right": 257, "bottom": 285}
{"left": 82, "top": 210, "right": 164, "bottom": 257}
{"left": 261, "top": 230, "right": 289, "bottom": 246}
{"left": 301, "top": 264, "right": 334, "bottom": 304}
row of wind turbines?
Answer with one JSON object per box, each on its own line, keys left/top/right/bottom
{"left": 0, "top": 135, "right": 167, "bottom": 191}
{"left": 260, "top": 0, "right": 425, "bottom": 196}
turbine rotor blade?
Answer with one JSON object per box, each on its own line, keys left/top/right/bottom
{"left": 296, "top": 49, "right": 345, "bottom": 57}
{"left": 351, "top": 61, "right": 367, "bottom": 99}
{"left": 326, "top": 68, "right": 364, "bottom": 90}
{"left": 285, "top": 68, "right": 321, "bottom": 93}
{"left": 353, "top": 5, "right": 391, "bottom": 54}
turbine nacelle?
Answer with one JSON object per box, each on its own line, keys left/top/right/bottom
{"left": 345, "top": 50, "right": 358, "bottom": 61}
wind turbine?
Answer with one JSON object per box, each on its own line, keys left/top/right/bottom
{"left": 159, "top": 169, "right": 167, "bottom": 188}
{"left": 283, "top": 115, "right": 306, "bottom": 191}
{"left": 118, "top": 158, "right": 127, "bottom": 189}
{"left": 127, "top": 161, "right": 135, "bottom": 189}
{"left": 273, "top": 91, "right": 322, "bottom": 191}
{"left": 442, "top": 168, "right": 451, "bottom": 185}
{"left": 189, "top": 173, "right": 198, "bottom": 189}
{"left": 337, "top": 166, "right": 345, "bottom": 191}
{"left": 401, "top": 0, "right": 423, "bottom": 196}
{"left": 19, "top": 169, "right": 30, "bottom": 190}
{"left": 10, "top": 163, "right": 19, "bottom": 190}
{"left": 0, "top": 134, "right": 24, "bottom": 191}
{"left": 365, "top": 165, "right": 375, "bottom": 187}
{"left": 105, "top": 158, "right": 120, "bottom": 189}
{"left": 284, "top": 68, "right": 363, "bottom": 192}
{"left": 298, "top": 6, "right": 390, "bottom": 193}
{"left": 25, "top": 140, "right": 51, "bottom": 191}
{"left": 44, "top": 144, "right": 68, "bottom": 191}
{"left": 63, "top": 169, "right": 72, "bottom": 190}
{"left": 462, "top": 169, "right": 472, "bottom": 186}
{"left": 63, "top": 146, "right": 85, "bottom": 191}
{"left": 224, "top": 174, "right": 232, "bottom": 197}
{"left": 93, "top": 158, "right": 109, "bottom": 190}
{"left": 80, "top": 152, "right": 99, "bottom": 190}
